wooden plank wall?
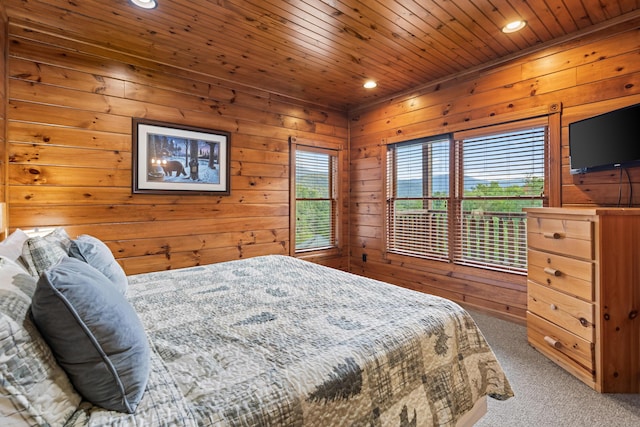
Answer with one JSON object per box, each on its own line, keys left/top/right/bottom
{"left": 0, "top": 6, "right": 7, "bottom": 213}
{"left": 348, "top": 22, "right": 640, "bottom": 322}
{"left": 4, "top": 20, "right": 349, "bottom": 275}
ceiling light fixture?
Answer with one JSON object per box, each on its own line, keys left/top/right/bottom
{"left": 131, "top": 0, "right": 157, "bottom": 9}
{"left": 502, "top": 20, "right": 526, "bottom": 33}
{"left": 363, "top": 80, "right": 377, "bottom": 89}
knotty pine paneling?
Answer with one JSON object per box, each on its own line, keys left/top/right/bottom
{"left": 5, "top": 23, "right": 348, "bottom": 274}
{"left": 0, "top": 6, "right": 7, "bottom": 213}
{"left": 4, "top": 0, "right": 637, "bottom": 110}
{"left": 349, "top": 24, "right": 640, "bottom": 322}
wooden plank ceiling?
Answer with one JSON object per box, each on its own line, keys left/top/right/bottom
{"left": 4, "top": 0, "right": 639, "bottom": 111}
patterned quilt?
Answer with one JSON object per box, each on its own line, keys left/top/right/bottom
{"left": 67, "top": 255, "right": 513, "bottom": 426}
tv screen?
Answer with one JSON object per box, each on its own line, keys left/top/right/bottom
{"left": 569, "top": 103, "right": 640, "bottom": 174}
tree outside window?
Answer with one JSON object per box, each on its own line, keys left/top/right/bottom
{"left": 294, "top": 147, "right": 339, "bottom": 253}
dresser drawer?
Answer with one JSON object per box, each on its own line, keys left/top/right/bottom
{"left": 527, "top": 217, "right": 593, "bottom": 259}
{"left": 527, "top": 281, "right": 595, "bottom": 342}
{"left": 527, "top": 311, "right": 594, "bottom": 372}
{"left": 528, "top": 249, "right": 594, "bottom": 301}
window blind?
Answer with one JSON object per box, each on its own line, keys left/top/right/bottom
{"left": 454, "top": 126, "right": 546, "bottom": 272}
{"left": 386, "top": 136, "right": 451, "bottom": 261}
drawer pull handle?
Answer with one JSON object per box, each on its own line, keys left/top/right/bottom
{"left": 550, "top": 304, "right": 557, "bottom": 310}
{"left": 544, "top": 335, "right": 562, "bottom": 349}
{"left": 543, "top": 232, "right": 564, "bottom": 239}
{"left": 544, "top": 267, "right": 561, "bottom": 277}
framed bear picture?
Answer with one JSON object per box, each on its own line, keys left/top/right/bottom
{"left": 132, "top": 119, "right": 230, "bottom": 195}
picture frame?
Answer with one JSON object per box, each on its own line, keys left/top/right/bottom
{"left": 132, "top": 119, "right": 230, "bottom": 195}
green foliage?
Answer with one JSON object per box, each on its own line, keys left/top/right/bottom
{"left": 462, "top": 175, "right": 543, "bottom": 212}
{"left": 396, "top": 198, "right": 447, "bottom": 211}
{"left": 296, "top": 183, "right": 328, "bottom": 198}
{"left": 296, "top": 183, "right": 332, "bottom": 249}
{"left": 394, "top": 175, "right": 543, "bottom": 213}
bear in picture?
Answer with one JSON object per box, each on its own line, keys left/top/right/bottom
{"left": 163, "top": 160, "right": 187, "bottom": 177}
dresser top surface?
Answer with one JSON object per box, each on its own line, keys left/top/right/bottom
{"left": 524, "top": 207, "right": 640, "bottom": 216}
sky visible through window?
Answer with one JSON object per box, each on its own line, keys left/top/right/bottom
{"left": 397, "top": 129, "right": 544, "bottom": 195}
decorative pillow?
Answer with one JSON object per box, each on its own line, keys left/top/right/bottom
{"left": 0, "top": 256, "right": 81, "bottom": 426}
{"left": 20, "top": 227, "right": 72, "bottom": 277}
{"left": 37, "top": 226, "right": 73, "bottom": 250}
{"left": 64, "top": 348, "right": 199, "bottom": 426}
{"left": 31, "top": 257, "right": 150, "bottom": 414}
{"left": 0, "top": 229, "right": 29, "bottom": 262}
{"left": 69, "top": 234, "right": 128, "bottom": 295}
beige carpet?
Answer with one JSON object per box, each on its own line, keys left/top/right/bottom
{"left": 467, "top": 309, "right": 640, "bottom": 427}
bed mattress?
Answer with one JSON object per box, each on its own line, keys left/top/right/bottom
{"left": 66, "top": 255, "right": 513, "bottom": 426}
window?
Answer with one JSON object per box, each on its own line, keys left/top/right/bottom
{"left": 453, "top": 124, "right": 546, "bottom": 272}
{"left": 386, "top": 118, "right": 547, "bottom": 274}
{"left": 386, "top": 135, "right": 451, "bottom": 261}
{"left": 292, "top": 146, "right": 339, "bottom": 253}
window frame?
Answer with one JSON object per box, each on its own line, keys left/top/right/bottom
{"left": 290, "top": 141, "right": 342, "bottom": 257}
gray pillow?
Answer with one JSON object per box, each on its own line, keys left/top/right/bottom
{"left": 31, "top": 257, "right": 150, "bottom": 414}
{"left": 68, "top": 234, "right": 127, "bottom": 294}
{"left": 20, "top": 227, "right": 72, "bottom": 277}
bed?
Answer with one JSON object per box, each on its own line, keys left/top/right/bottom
{"left": 0, "top": 228, "right": 513, "bottom": 427}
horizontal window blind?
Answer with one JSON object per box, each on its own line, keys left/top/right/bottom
{"left": 454, "top": 126, "right": 546, "bottom": 273}
{"left": 295, "top": 149, "right": 337, "bottom": 252}
{"left": 386, "top": 136, "right": 451, "bottom": 261}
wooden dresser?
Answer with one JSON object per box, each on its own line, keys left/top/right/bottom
{"left": 524, "top": 207, "right": 640, "bottom": 393}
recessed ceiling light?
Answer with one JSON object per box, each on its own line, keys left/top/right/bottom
{"left": 131, "top": 0, "right": 157, "bottom": 9}
{"left": 363, "top": 80, "right": 377, "bottom": 89}
{"left": 502, "top": 20, "right": 526, "bottom": 33}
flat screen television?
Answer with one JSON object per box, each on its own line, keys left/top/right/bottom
{"left": 569, "top": 102, "right": 640, "bottom": 174}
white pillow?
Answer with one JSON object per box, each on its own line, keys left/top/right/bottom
{"left": 0, "top": 256, "right": 81, "bottom": 425}
{"left": 0, "top": 229, "right": 29, "bottom": 262}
